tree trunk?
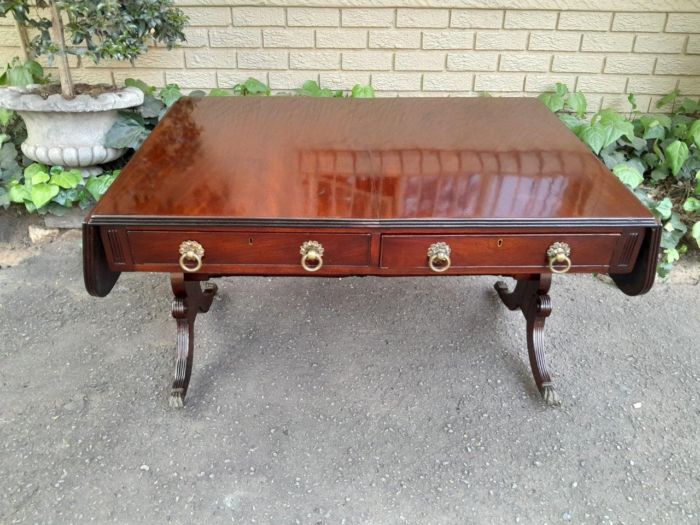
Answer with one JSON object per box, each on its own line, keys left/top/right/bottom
{"left": 48, "top": 1, "right": 74, "bottom": 98}
{"left": 13, "top": 17, "right": 31, "bottom": 62}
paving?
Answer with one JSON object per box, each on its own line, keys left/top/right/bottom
{"left": 0, "top": 231, "right": 698, "bottom": 524}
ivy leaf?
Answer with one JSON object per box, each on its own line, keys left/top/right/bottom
{"left": 613, "top": 164, "right": 644, "bottom": 189}
{"left": 664, "top": 140, "right": 689, "bottom": 176}
{"left": 30, "top": 170, "right": 50, "bottom": 185}
{"left": 688, "top": 120, "right": 700, "bottom": 148}
{"left": 125, "top": 78, "right": 156, "bottom": 96}
{"left": 233, "top": 78, "right": 271, "bottom": 96}
{"left": 692, "top": 222, "right": 700, "bottom": 247}
{"left": 538, "top": 92, "right": 565, "bottom": 113}
{"left": 105, "top": 112, "right": 149, "bottom": 150}
{"left": 0, "top": 186, "right": 9, "bottom": 208}
{"left": 566, "top": 92, "right": 587, "bottom": 118}
{"left": 8, "top": 182, "right": 30, "bottom": 203}
{"left": 160, "top": 84, "right": 182, "bottom": 108}
{"left": 208, "top": 88, "right": 234, "bottom": 97}
{"left": 628, "top": 93, "right": 638, "bottom": 112}
{"left": 577, "top": 124, "right": 606, "bottom": 154}
{"left": 49, "top": 168, "right": 83, "bottom": 189}
{"left": 30, "top": 182, "right": 60, "bottom": 209}
{"left": 86, "top": 173, "right": 118, "bottom": 201}
{"left": 653, "top": 197, "right": 673, "bottom": 220}
{"left": 683, "top": 197, "right": 700, "bottom": 214}
{"left": 656, "top": 89, "right": 679, "bottom": 109}
{"left": 139, "top": 94, "right": 164, "bottom": 119}
{"left": 24, "top": 163, "right": 47, "bottom": 180}
{"left": 351, "top": 84, "right": 375, "bottom": 98}
{"left": 0, "top": 108, "right": 13, "bottom": 127}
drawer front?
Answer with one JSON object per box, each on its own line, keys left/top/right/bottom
{"left": 127, "top": 231, "right": 372, "bottom": 268}
{"left": 380, "top": 233, "right": 621, "bottom": 271}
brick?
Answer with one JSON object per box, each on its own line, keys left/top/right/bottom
{"left": 397, "top": 9, "right": 449, "bottom": 28}
{"left": 341, "top": 51, "right": 392, "bottom": 71}
{"left": 423, "top": 72, "right": 472, "bottom": 91}
{"left": 627, "top": 76, "right": 679, "bottom": 94}
{"left": 504, "top": 11, "right": 558, "bottom": 30}
{"left": 447, "top": 52, "right": 498, "bottom": 71}
{"left": 69, "top": 69, "right": 113, "bottom": 85}
{"left": 634, "top": 35, "right": 687, "bottom": 54}
{"left": 666, "top": 13, "right": 700, "bottom": 33}
{"left": 232, "top": 7, "right": 285, "bottom": 27}
{"left": 602, "top": 94, "right": 651, "bottom": 113}
{"left": 0, "top": 27, "right": 20, "bottom": 46}
{"left": 369, "top": 30, "right": 421, "bottom": 49}
{"left": 529, "top": 32, "right": 581, "bottom": 51}
{"left": 524, "top": 74, "right": 577, "bottom": 92}
{"left": 678, "top": 77, "right": 700, "bottom": 95}
{"left": 499, "top": 54, "right": 550, "bottom": 72}
{"left": 288, "top": 8, "right": 339, "bottom": 27}
{"left": 395, "top": 52, "right": 445, "bottom": 71}
{"left": 451, "top": 10, "right": 503, "bottom": 29}
{"left": 558, "top": 11, "right": 611, "bottom": 31}
{"left": 217, "top": 70, "right": 262, "bottom": 88}
{"left": 576, "top": 75, "right": 627, "bottom": 93}
{"left": 474, "top": 73, "right": 524, "bottom": 92}
{"left": 317, "top": 29, "right": 367, "bottom": 49}
{"left": 605, "top": 55, "right": 655, "bottom": 74}
{"left": 320, "top": 72, "right": 370, "bottom": 90}
{"left": 290, "top": 51, "right": 340, "bottom": 70}
{"left": 263, "top": 29, "right": 314, "bottom": 48}
{"left": 119, "top": 49, "right": 184, "bottom": 69}
{"left": 166, "top": 70, "right": 216, "bottom": 89}
{"left": 612, "top": 13, "right": 666, "bottom": 32}
{"left": 655, "top": 56, "right": 700, "bottom": 75}
{"left": 209, "top": 28, "right": 261, "bottom": 48}
{"left": 113, "top": 70, "right": 164, "bottom": 88}
{"left": 551, "top": 55, "right": 604, "bottom": 73}
{"left": 581, "top": 33, "right": 634, "bottom": 53}
{"left": 341, "top": 9, "right": 394, "bottom": 28}
{"left": 371, "top": 72, "right": 422, "bottom": 91}
{"left": 422, "top": 31, "right": 473, "bottom": 50}
{"left": 476, "top": 31, "right": 527, "bottom": 51}
{"left": 185, "top": 49, "right": 235, "bottom": 69}
{"left": 181, "top": 28, "right": 208, "bottom": 48}
{"left": 237, "top": 51, "right": 287, "bottom": 70}
{"left": 688, "top": 36, "right": 700, "bottom": 54}
{"left": 269, "top": 71, "right": 318, "bottom": 90}
{"left": 180, "top": 7, "right": 230, "bottom": 27}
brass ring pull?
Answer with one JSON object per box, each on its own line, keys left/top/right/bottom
{"left": 427, "top": 242, "right": 451, "bottom": 273}
{"left": 300, "top": 240, "right": 324, "bottom": 272}
{"left": 178, "top": 240, "right": 204, "bottom": 273}
{"left": 547, "top": 242, "right": 572, "bottom": 274}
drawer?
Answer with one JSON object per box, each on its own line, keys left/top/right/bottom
{"left": 380, "top": 233, "right": 622, "bottom": 271}
{"left": 126, "top": 231, "right": 372, "bottom": 269}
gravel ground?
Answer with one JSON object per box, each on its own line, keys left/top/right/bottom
{"left": 0, "top": 231, "right": 698, "bottom": 524}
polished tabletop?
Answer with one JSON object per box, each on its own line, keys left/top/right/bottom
{"left": 92, "top": 97, "right": 653, "bottom": 225}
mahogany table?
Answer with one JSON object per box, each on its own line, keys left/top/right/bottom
{"left": 83, "top": 97, "right": 660, "bottom": 408}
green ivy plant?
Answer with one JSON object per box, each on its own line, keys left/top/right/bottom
{"left": 0, "top": 0, "right": 187, "bottom": 98}
{"left": 5, "top": 162, "right": 118, "bottom": 215}
{"left": 540, "top": 83, "right": 700, "bottom": 276}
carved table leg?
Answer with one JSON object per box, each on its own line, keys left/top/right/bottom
{"left": 494, "top": 274, "right": 560, "bottom": 406}
{"left": 169, "top": 273, "right": 217, "bottom": 408}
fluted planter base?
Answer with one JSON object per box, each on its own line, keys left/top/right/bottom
{"left": 0, "top": 85, "right": 143, "bottom": 173}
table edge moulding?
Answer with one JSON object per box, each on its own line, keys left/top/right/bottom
{"left": 83, "top": 96, "right": 661, "bottom": 409}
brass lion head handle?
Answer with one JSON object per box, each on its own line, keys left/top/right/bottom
{"left": 427, "top": 242, "right": 451, "bottom": 273}
{"left": 179, "top": 240, "right": 204, "bottom": 273}
{"left": 547, "top": 242, "right": 572, "bottom": 274}
{"left": 300, "top": 240, "right": 324, "bottom": 272}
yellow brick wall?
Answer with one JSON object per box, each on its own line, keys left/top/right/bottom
{"left": 2, "top": 1, "right": 700, "bottom": 112}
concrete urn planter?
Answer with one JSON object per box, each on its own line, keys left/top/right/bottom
{"left": 0, "top": 85, "right": 143, "bottom": 172}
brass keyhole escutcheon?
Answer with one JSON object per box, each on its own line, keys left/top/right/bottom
{"left": 178, "top": 240, "right": 204, "bottom": 273}
{"left": 427, "top": 242, "right": 451, "bottom": 273}
{"left": 547, "top": 242, "right": 572, "bottom": 274}
{"left": 300, "top": 240, "right": 324, "bottom": 272}
{"left": 497, "top": 238, "right": 504, "bottom": 248}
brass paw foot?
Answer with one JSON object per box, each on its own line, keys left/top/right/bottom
{"left": 539, "top": 384, "right": 561, "bottom": 407}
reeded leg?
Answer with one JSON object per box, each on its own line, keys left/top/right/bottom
{"left": 169, "top": 273, "right": 217, "bottom": 408}
{"left": 494, "top": 275, "right": 560, "bottom": 406}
